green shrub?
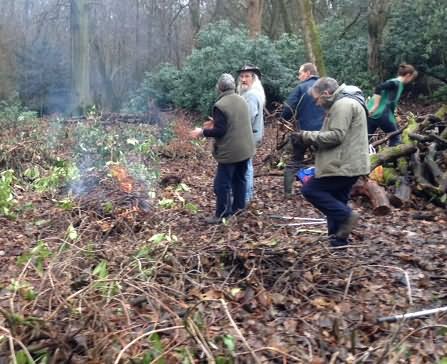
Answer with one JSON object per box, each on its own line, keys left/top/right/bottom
{"left": 123, "top": 63, "right": 180, "bottom": 112}
{"left": 128, "top": 21, "right": 298, "bottom": 116}
{"left": 383, "top": 0, "right": 447, "bottom": 82}
{"left": 0, "top": 96, "right": 37, "bottom": 126}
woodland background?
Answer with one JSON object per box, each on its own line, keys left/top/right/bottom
{"left": 1, "top": 1, "right": 447, "bottom": 363}
{"left": 0, "top": 0, "right": 446, "bottom": 117}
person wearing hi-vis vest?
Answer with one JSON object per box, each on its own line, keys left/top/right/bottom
{"left": 367, "top": 64, "right": 417, "bottom": 146}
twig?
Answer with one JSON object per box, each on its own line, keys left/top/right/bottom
{"left": 0, "top": 325, "right": 36, "bottom": 364}
{"left": 343, "top": 270, "right": 354, "bottom": 300}
{"left": 113, "top": 325, "right": 184, "bottom": 364}
{"left": 270, "top": 215, "right": 326, "bottom": 222}
{"left": 392, "top": 324, "right": 447, "bottom": 353}
{"left": 329, "top": 351, "right": 339, "bottom": 364}
{"left": 377, "top": 306, "right": 447, "bottom": 323}
{"left": 365, "top": 265, "right": 413, "bottom": 305}
{"left": 274, "top": 222, "right": 327, "bottom": 227}
{"left": 220, "top": 299, "right": 262, "bottom": 364}
{"left": 371, "top": 123, "right": 407, "bottom": 148}
{"left": 185, "top": 317, "right": 215, "bottom": 363}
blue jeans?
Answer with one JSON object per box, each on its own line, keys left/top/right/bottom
{"left": 245, "top": 158, "right": 254, "bottom": 203}
{"left": 367, "top": 108, "right": 401, "bottom": 146}
{"left": 302, "top": 176, "right": 358, "bottom": 241}
{"left": 214, "top": 159, "right": 249, "bottom": 218}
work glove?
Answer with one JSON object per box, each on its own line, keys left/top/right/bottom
{"left": 290, "top": 132, "right": 310, "bottom": 147}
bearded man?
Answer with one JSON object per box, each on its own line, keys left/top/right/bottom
{"left": 236, "top": 64, "right": 266, "bottom": 204}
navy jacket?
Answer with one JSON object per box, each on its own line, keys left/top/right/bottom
{"left": 281, "top": 76, "right": 325, "bottom": 131}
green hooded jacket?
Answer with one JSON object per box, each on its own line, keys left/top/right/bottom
{"left": 301, "top": 84, "right": 371, "bottom": 178}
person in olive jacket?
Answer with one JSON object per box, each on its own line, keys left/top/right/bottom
{"left": 190, "top": 73, "right": 255, "bottom": 224}
{"left": 292, "top": 77, "right": 370, "bottom": 247}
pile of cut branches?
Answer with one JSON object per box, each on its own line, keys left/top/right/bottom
{"left": 369, "top": 107, "right": 447, "bottom": 207}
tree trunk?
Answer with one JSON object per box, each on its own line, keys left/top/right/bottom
{"left": 277, "top": 0, "right": 293, "bottom": 34}
{"left": 367, "top": 0, "right": 392, "bottom": 77}
{"left": 297, "top": 0, "right": 326, "bottom": 76}
{"left": 247, "top": 0, "right": 264, "bottom": 38}
{"left": 135, "top": 0, "right": 142, "bottom": 83}
{"left": 71, "top": 0, "right": 91, "bottom": 116}
{"left": 189, "top": 0, "right": 201, "bottom": 34}
{"left": 92, "top": 38, "right": 119, "bottom": 112}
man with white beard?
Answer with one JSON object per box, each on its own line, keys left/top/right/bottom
{"left": 236, "top": 64, "right": 266, "bottom": 204}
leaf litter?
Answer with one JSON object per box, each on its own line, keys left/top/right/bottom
{"left": 0, "top": 114, "right": 446, "bottom": 363}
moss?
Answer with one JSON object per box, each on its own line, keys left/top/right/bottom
{"left": 402, "top": 113, "right": 418, "bottom": 145}
{"left": 383, "top": 167, "right": 398, "bottom": 185}
{"left": 434, "top": 105, "right": 447, "bottom": 120}
{"left": 397, "top": 157, "right": 409, "bottom": 175}
{"left": 370, "top": 154, "right": 379, "bottom": 168}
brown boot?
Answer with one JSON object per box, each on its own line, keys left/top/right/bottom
{"left": 335, "top": 211, "right": 360, "bottom": 240}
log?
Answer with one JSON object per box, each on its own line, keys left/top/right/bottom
{"left": 408, "top": 132, "right": 431, "bottom": 143}
{"left": 389, "top": 177, "right": 412, "bottom": 208}
{"left": 370, "top": 144, "right": 417, "bottom": 171}
{"left": 352, "top": 178, "right": 391, "bottom": 216}
{"left": 424, "top": 143, "right": 445, "bottom": 187}
{"left": 410, "top": 149, "right": 444, "bottom": 202}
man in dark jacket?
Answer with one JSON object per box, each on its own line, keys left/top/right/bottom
{"left": 190, "top": 73, "right": 255, "bottom": 223}
{"left": 293, "top": 78, "right": 370, "bottom": 247}
{"left": 281, "top": 63, "right": 325, "bottom": 198}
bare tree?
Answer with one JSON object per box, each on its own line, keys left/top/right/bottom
{"left": 297, "top": 0, "right": 326, "bottom": 76}
{"left": 247, "top": 0, "right": 264, "bottom": 38}
{"left": 71, "top": 0, "right": 91, "bottom": 115}
{"left": 368, "top": 0, "right": 393, "bottom": 77}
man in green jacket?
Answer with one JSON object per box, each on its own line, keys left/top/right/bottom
{"left": 292, "top": 77, "right": 370, "bottom": 247}
{"left": 191, "top": 73, "right": 255, "bottom": 223}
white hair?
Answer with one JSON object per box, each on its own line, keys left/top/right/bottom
{"left": 236, "top": 73, "right": 266, "bottom": 106}
{"left": 217, "top": 73, "right": 235, "bottom": 92}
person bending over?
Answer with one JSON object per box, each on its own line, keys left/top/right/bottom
{"left": 367, "top": 64, "right": 417, "bottom": 146}
{"left": 293, "top": 78, "right": 370, "bottom": 247}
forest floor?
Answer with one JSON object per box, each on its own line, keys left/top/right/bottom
{"left": 0, "top": 109, "right": 446, "bottom": 363}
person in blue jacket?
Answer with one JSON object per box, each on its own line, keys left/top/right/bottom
{"left": 367, "top": 64, "right": 417, "bottom": 146}
{"left": 281, "top": 63, "right": 325, "bottom": 198}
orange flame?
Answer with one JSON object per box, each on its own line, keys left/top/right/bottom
{"left": 110, "top": 164, "right": 134, "bottom": 193}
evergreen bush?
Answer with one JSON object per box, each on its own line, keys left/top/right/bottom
{"left": 127, "top": 21, "right": 298, "bottom": 116}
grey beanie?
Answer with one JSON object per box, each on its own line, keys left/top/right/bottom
{"left": 217, "top": 73, "right": 235, "bottom": 92}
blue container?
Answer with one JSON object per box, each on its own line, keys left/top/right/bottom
{"left": 297, "top": 167, "right": 315, "bottom": 183}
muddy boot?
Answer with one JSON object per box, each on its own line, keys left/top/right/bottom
{"left": 336, "top": 211, "right": 360, "bottom": 240}
{"left": 283, "top": 169, "right": 296, "bottom": 198}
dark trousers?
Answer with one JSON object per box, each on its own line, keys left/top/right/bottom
{"left": 214, "top": 159, "right": 248, "bottom": 218}
{"left": 367, "top": 109, "right": 401, "bottom": 146}
{"left": 301, "top": 176, "right": 358, "bottom": 237}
